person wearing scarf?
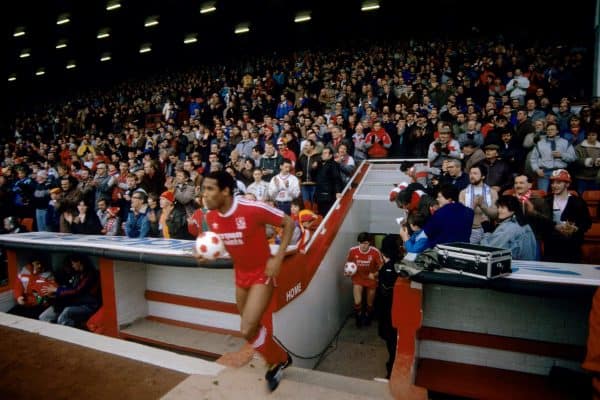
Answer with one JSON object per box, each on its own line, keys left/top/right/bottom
{"left": 158, "top": 190, "right": 190, "bottom": 239}
{"left": 459, "top": 164, "right": 498, "bottom": 244}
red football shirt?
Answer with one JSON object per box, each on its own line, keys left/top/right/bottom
{"left": 206, "top": 197, "right": 285, "bottom": 271}
{"left": 346, "top": 245, "right": 384, "bottom": 282}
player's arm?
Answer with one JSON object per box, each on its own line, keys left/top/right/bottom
{"left": 265, "top": 214, "right": 294, "bottom": 277}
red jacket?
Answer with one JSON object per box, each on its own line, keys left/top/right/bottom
{"left": 365, "top": 128, "right": 392, "bottom": 158}
{"left": 14, "top": 264, "right": 55, "bottom": 307}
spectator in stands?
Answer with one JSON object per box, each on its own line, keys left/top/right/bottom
{"left": 64, "top": 200, "right": 102, "bottom": 235}
{"left": 424, "top": 184, "right": 474, "bottom": 248}
{"left": 365, "top": 121, "right": 392, "bottom": 159}
{"left": 352, "top": 123, "right": 368, "bottom": 162}
{"left": 529, "top": 123, "right": 576, "bottom": 192}
{"left": 259, "top": 142, "right": 283, "bottom": 182}
{"left": 461, "top": 140, "right": 485, "bottom": 173}
{"left": 40, "top": 254, "right": 100, "bottom": 328}
{"left": 561, "top": 115, "right": 586, "bottom": 147}
{"left": 268, "top": 159, "right": 300, "bottom": 215}
{"left": 90, "top": 162, "right": 114, "bottom": 209}
{"left": 399, "top": 212, "right": 430, "bottom": 261}
{"left": 32, "top": 170, "right": 54, "bottom": 232}
{"left": 574, "top": 127, "right": 600, "bottom": 194}
{"left": 314, "top": 147, "right": 343, "bottom": 216}
{"left": 457, "top": 120, "right": 484, "bottom": 149}
{"left": 187, "top": 193, "right": 208, "bottom": 237}
{"left": 45, "top": 187, "right": 62, "bottom": 232}
{"left": 346, "top": 232, "right": 384, "bottom": 327}
{"left": 480, "top": 143, "right": 513, "bottom": 193}
{"left": 124, "top": 188, "right": 150, "bottom": 238}
{"left": 335, "top": 143, "right": 356, "bottom": 184}
{"left": 481, "top": 195, "right": 538, "bottom": 260}
{"left": 296, "top": 139, "right": 320, "bottom": 210}
{"left": 428, "top": 125, "right": 461, "bottom": 169}
{"left": 12, "top": 167, "right": 33, "bottom": 218}
{"left": 102, "top": 206, "right": 120, "bottom": 236}
{"left": 8, "top": 256, "right": 55, "bottom": 319}
{"left": 156, "top": 190, "right": 189, "bottom": 239}
{"left": 246, "top": 168, "right": 270, "bottom": 203}
{"left": 172, "top": 169, "right": 195, "bottom": 217}
{"left": 439, "top": 159, "right": 469, "bottom": 192}
{"left": 460, "top": 164, "right": 498, "bottom": 244}
{"left": 2, "top": 216, "right": 28, "bottom": 234}
{"left": 506, "top": 69, "right": 530, "bottom": 106}
{"left": 538, "top": 169, "right": 591, "bottom": 263}
{"left": 96, "top": 198, "right": 109, "bottom": 230}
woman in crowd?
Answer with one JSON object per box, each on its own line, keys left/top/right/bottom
{"left": 481, "top": 195, "right": 538, "bottom": 260}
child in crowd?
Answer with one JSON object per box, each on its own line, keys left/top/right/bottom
{"left": 399, "top": 212, "right": 430, "bottom": 262}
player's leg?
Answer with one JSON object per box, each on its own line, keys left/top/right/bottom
{"left": 237, "top": 283, "right": 272, "bottom": 342}
{"left": 353, "top": 284, "right": 364, "bottom": 327}
{"left": 365, "top": 287, "right": 377, "bottom": 326}
{"left": 240, "top": 283, "right": 291, "bottom": 391}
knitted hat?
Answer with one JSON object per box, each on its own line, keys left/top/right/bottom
{"left": 160, "top": 190, "right": 175, "bottom": 203}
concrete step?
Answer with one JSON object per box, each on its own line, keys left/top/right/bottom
{"left": 120, "top": 318, "right": 246, "bottom": 359}
{"left": 163, "top": 357, "right": 393, "bottom": 400}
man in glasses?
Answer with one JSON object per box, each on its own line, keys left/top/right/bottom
{"left": 124, "top": 188, "right": 150, "bottom": 238}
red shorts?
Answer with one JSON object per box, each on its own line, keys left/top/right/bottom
{"left": 236, "top": 268, "right": 272, "bottom": 289}
{"left": 352, "top": 276, "right": 377, "bottom": 289}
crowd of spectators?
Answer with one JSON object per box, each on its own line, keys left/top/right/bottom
{"left": 0, "top": 36, "right": 598, "bottom": 263}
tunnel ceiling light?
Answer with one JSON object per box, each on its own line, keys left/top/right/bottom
{"left": 200, "top": 1, "right": 216, "bottom": 14}
{"left": 144, "top": 16, "right": 159, "bottom": 27}
{"left": 139, "top": 43, "right": 152, "bottom": 53}
{"left": 56, "top": 39, "right": 68, "bottom": 49}
{"left": 234, "top": 23, "right": 250, "bottom": 34}
{"left": 100, "top": 52, "right": 112, "bottom": 62}
{"left": 361, "top": 1, "right": 380, "bottom": 11}
{"left": 13, "top": 27, "right": 26, "bottom": 37}
{"left": 8, "top": 74, "right": 17, "bottom": 82}
{"left": 97, "top": 28, "right": 111, "bottom": 39}
{"left": 294, "top": 11, "right": 311, "bottom": 23}
{"left": 184, "top": 34, "right": 198, "bottom": 44}
{"left": 106, "top": 1, "right": 121, "bottom": 11}
{"left": 57, "top": 13, "right": 71, "bottom": 25}
{"left": 35, "top": 68, "right": 45, "bottom": 76}
{"left": 66, "top": 61, "right": 77, "bottom": 69}
{"left": 19, "top": 49, "right": 31, "bottom": 58}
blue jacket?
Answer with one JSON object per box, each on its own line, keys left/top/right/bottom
{"left": 424, "top": 202, "right": 474, "bottom": 248}
{"left": 125, "top": 206, "right": 150, "bottom": 238}
{"left": 481, "top": 217, "right": 538, "bottom": 260}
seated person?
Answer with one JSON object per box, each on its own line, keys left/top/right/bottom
{"left": 39, "top": 254, "right": 100, "bottom": 328}
{"left": 399, "top": 212, "right": 430, "bottom": 262}
{"left": 8, "top": 256, "right": 55, "bottom": 319}
{"left": 346, "top": 232, "right": 384, "bottom": 327}
{"left": 2, "top": 216, "right": 28, "bottom": 234}
{"left": 481, "top": 195, "right": 538, "bottom": 260}
{"left": 64, "top": 200, "right": 102, "bottom": 234}
{"left": 101, "top": 206, "right": 121, "bottom": 236}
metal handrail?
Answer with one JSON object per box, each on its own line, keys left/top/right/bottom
{"left": 302, "top": 158, "right": 430, "bottom": 253}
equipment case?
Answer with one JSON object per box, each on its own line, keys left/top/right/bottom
{"left": 436, "top": 242, "right": 512, "bottom": 279}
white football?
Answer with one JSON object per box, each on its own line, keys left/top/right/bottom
{"left": 195, "top": 231, "right": 225, "bottom": 260}
{"left": 344, "top": 262, "right": 357, "bottom": 277}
